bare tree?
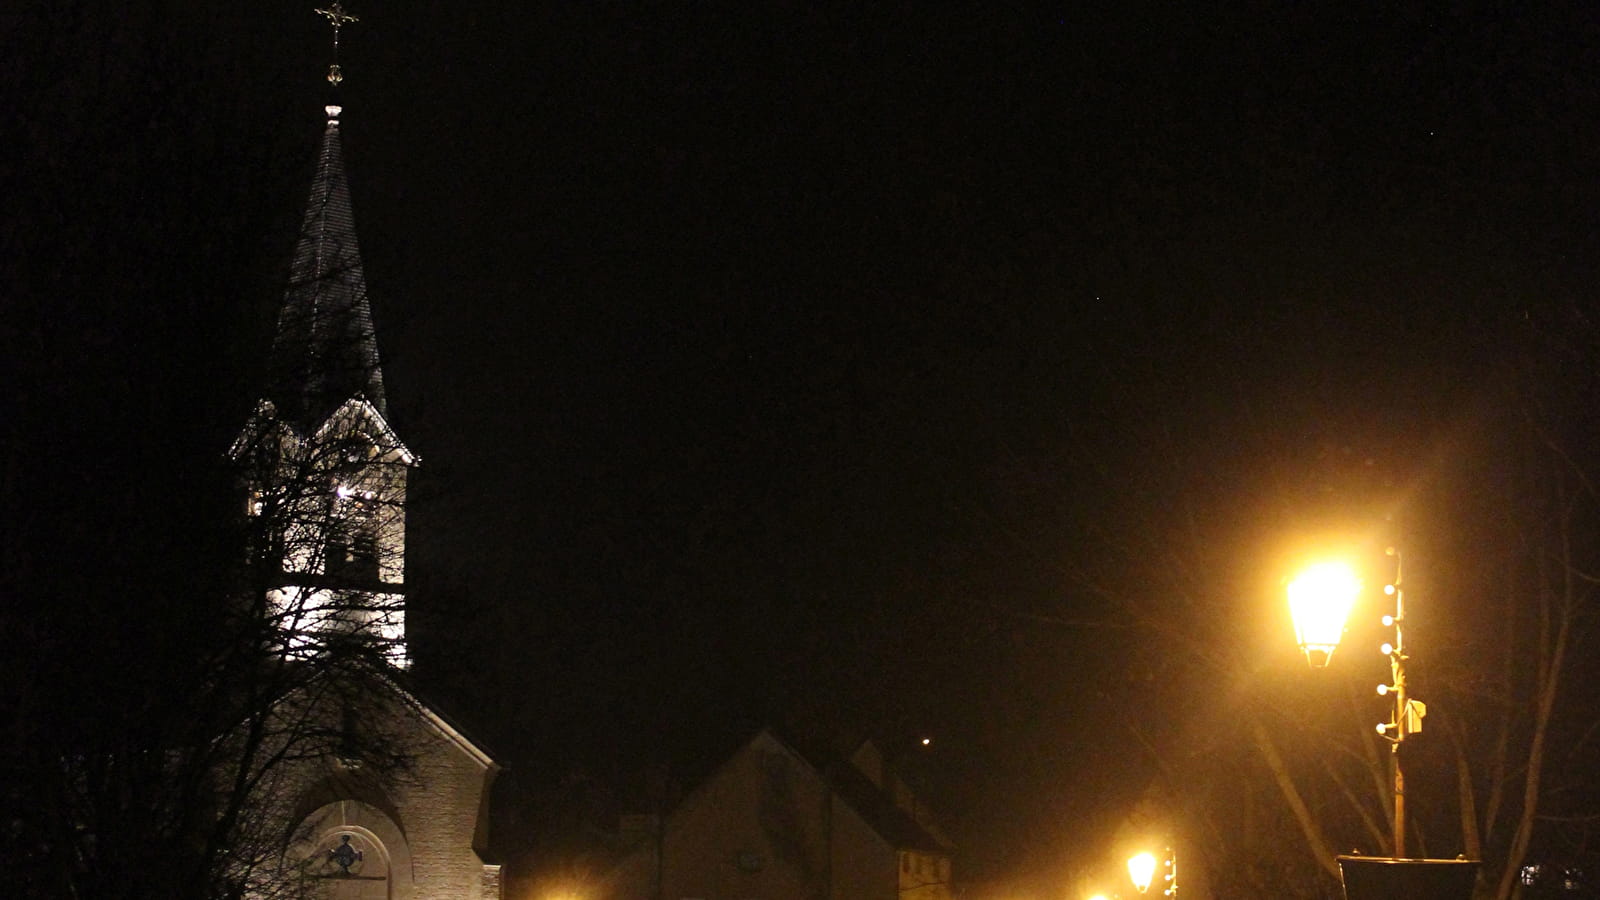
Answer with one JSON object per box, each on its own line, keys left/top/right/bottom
{"left": 4, "top": 401, "right": 423, "bottom": 898}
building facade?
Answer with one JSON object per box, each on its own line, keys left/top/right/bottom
{"left": 231, "top": 93, "right": 500, "bottom": 900}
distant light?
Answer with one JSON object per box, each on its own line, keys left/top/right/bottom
{"left": 1382, "top": 614, "right": 1395, "bottom": 627}
{"left": 1381, "top": 642, "right": 1394, "bottom": 656}
{"left": 921, "top": 737, "right": 932, "bottom": 746}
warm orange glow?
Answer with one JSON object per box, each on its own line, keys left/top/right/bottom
{"left": 1128, "top": 852, "right": 1157, "bottom": 893}
{"left": 1287, "top": 561, "right": 1360, "bottom": 667}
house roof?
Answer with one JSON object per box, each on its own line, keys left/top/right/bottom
{"left": 824, "top": 754, "right": 951, "bottom": 855}
{"left": 670, "top": 728, "right": 952, "bottom": 856}
{"left": 266, "top": 104, "right": 387, "bottom": 430}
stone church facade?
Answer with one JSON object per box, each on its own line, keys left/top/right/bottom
{"left": 230, "top": 94, "right": 501, "bottom": 900}
{"left": 272, "top": 682, "right": 501, "bottom": 900}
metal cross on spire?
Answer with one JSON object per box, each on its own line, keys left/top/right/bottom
{"left": 314, "top": 1, "right": 359, "bottom": 86}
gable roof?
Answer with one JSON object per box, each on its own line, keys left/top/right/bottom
{"left": 825, "top": 755, "right": 950, "bottom": 855}
{"left": 670, "top": 729, "right": 951, "bottom": 856}
{"left": 266, "top": 105, "right": 387, "bottom": 430}
{"left": 383, "top": 666, "right": 501, "bottom": 770}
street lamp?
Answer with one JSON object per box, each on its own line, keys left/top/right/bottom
{"left": 1127, "top": 849, "right": 1176, "bottom": 897}
{"left": 1288, "top": 548, "right": 1426, "bottom": 858}
{"left": 1127, "top": 853, "right": 1156, "bottom": 893}
{"left": 1286, "top": 560, "right": 1360, "bottom": 667}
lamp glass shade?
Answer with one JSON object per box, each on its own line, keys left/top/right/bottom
{"left": 1128, "top": 852, "right": 1157, "bottom": 893}
{"left": 1288, "top": 561, "right": 1360, "bottom": 667}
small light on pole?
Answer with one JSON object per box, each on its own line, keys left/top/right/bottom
{"left": 1287, "top": 561, "right": 1361, "bottom": 668}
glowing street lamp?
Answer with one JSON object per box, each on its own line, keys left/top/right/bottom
{"left": 1286, "top": 561, "right": 1361, "bottom": 668}
{"left": 1127, "top": 853, "right": 1157, "bottom": 893}
{"left": 1127, "top": 848, "right": 1176, "bottom": 897}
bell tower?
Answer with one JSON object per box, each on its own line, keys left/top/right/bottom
{"left": 231, "top": 3, "right": 414, "bottom": 666}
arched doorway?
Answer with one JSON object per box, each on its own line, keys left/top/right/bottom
{"left": 288, "top": 800, "right": 413, "bottom": 900}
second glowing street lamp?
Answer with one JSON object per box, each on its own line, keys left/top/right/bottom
{"left": 1287, "top": 549, "right": 1426, "bottom": 859}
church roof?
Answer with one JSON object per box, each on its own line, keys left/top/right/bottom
{"left": 266, "top": 105, "right": 387, "bottom": 429}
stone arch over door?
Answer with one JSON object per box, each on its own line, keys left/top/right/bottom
{"left": 288, "top": 799, "right": 414, "bottom": 900}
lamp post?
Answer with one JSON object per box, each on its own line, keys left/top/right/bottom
{"left": 1286, "top": 549, "right": 1424, "bottom": 858}
{"left": 1286, "top": 548, "right": 1478, "bottom": 899}
{"left": 1375, "top": 548, "right": 1417, "bottom": 859}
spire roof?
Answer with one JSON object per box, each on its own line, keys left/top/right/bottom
{"left": 265, "top": 105, "right": 387, "bottom": 428}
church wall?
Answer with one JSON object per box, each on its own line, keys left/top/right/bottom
{"left": 395, "top": 716, "right": 497, "bottom": 900}
{"left": 252, "top": 680, "right": 498, "bottom": 900}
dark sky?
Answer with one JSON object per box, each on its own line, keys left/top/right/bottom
{"left": 10, "top": 0, "right": 1600, "bottom": 885}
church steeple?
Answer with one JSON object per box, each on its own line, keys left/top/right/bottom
{"left": 265, "top": 102, "right": 386, "bottom": 428}
{"left": 233, "top": 4, "right": 414, "bottom": 668}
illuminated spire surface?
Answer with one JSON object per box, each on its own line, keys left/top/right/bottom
{"left": 265, "top": 5, "right": 383, "bottom": 427}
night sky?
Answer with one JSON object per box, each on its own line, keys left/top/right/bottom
{"left": 10, "top": 0, "right": 1600, "bottom": 886}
